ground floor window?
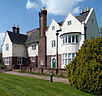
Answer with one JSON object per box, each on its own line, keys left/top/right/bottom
{"left": 4, "top": 57, "right": 9, "bottom": 65}
{"left": 31, "top": 57, "right": 35, "bottom": 62}
{"left": 17, "top": 57, "right": 22, "bottom": 65}
{"left": 62, "top": 53, "right": 75, "bottom": 65}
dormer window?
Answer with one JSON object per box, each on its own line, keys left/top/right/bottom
{"left": 32, "top": 45, "right": 36, "bottom": 50}
{"left": 68, "top": 21, "right": 71, "bottom": 25}
{"left": 52, "top": 26, "right": 55, "bottom": 30}
{"left": 6, "top": 43, "right": 9, "bottom": 51}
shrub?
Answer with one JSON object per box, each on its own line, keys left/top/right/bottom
{"left": 66, "top": 37, "right": 102, "bottom": 95}
{"left": 0, "top": 63, "right": 7, "bottom": 70}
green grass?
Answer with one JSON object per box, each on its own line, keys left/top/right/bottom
{"left": 0, "top": 73, "right": 94, "bottom": 96}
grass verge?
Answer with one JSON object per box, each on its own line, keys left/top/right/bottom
{"left": 0, "top": 73, "right": 94, "bottom": 96}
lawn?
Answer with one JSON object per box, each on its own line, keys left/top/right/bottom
{"left": 0, "top": 73, "right": 94, "bottom": 96}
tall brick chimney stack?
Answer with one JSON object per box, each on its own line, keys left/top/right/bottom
{"left": 38, "top": 7, "right": 47, "bottom": 68}
{"left": 39, "top": 7, "right": 47, "bottom": 37}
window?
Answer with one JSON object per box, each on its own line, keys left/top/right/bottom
{"left": 62, "top": 53, "right": 76, "bottom": 65}
{"left": 25, "top": 47, "right": 28, "bottom": 58}
{"left": 51, "top": 40, "right": 56, "bottom": 47}
{"left": 92, "top": 19, "right": 94, "bottom": 24}
{"left": 68, "top": 35, "right": 71, "bottom": 43}
{"left": 31, "top": 57, "right": 35, "bottom": 62}
{"left": 76, "top": 35, "right": 79, "bottom": 43}
{"left": 17, "top": 57, "right": 22, "bottom": 65}
{"left": 72, "top": 35, "right": 75, "bottom": 43}
{"left": 6, "top": 43, "right": 9, "bottom": 51}
{"left": 68, "top": 21, "right": 71, "bottom": 25}
{"left": 62, "top": 35, "right": 79, "bottom": 44}
{"left": 32, "top": 45, "right": 36, "bottom": 50}
{"left": 4, "top": 57, "right": 9, "bottom": 65}
{"left": 52, "top": 26, "right": 55, "bottom": 30}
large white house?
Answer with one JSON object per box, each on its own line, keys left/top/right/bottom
{"left": 2, "top": 7, "right": 99, "bottom": 69}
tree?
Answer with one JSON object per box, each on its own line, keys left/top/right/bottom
{"left": 66, "top": 37, "right": 102, "bottom": 95}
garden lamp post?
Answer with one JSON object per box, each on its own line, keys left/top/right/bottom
{"left": 56, "top": 29, "right": 62, "bottom": 75}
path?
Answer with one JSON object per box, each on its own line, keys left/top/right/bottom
{"left": 3, "top": 71, "right": 69, "bottom": 84}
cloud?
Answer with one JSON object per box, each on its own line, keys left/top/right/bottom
{"left": 0, "top": 33, "right": 5, "bottom": 41}
{"left": 26, "top": 0, "right": 39, "bottom": 10}
{"left": 26, "top": 0, "right": 84, "bottom": 15}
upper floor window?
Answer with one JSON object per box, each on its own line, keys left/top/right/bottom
{"left": 25, "top": 47, "right": 28, "bottom": 58}
{"left": 31, "top": 57, "right": 35, "bottom": 62}
{"left": 51, "top": 40, "right": 56, "bottom": 47}
{"left": 92, "top": 18, "right": 94, "bottom": 24}
{"left": 6, "top": 43, "right": 9, "bottom": 51}
{"left": 32, "top": 45, "right": 36, "bottom": 50}
{"left": 52, "top": 26, "right": 55, "bottom": 30}
{"left": 62, "top": 35, "right": 79, "bottom": 44}
{"left": 68, "top": 21, "right": 71, "bottom": 25}
{"left": 17, "top": 57, "right": 22, "bottom": 65}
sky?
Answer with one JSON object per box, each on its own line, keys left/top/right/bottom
{"left": 0, "top": 0, "right": 102, "bottom": 47}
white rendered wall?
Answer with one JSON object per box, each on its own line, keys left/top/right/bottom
{"left": 61, "top": 13, "right": 83, "bottom": 35}
{"left": 12, "top": 44, "right": 25, "bottom": 57}
{"left": 46, "top": 19, "right": 60, "bottom": 55}
{"left": 27, "top": 43, "right": 38, "bottom": 57}
{"left": 2, "top": 32, "right": 13, "bottom": 57}
{"left": 85, "top": 9, "right": 99, "bottom": 39}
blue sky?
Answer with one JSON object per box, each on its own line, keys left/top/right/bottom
{"left": 0, "top": 0, "right": 102, "bottom": 47}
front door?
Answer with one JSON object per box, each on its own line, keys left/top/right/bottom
{"left": 52, "top": 58, "right": 56, "bottom": 68}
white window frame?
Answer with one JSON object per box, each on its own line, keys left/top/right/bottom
{"left": 62, "top": 35, "right": 79, "bottom": 44}
{"left": 52, "top": 26, "right": 55, "bottom": 30}
{"left": 68, "top": 20, "right": 72, "bottom": 25}
{"left": 32, "top": 45, "right": 36, "bottom": 50}
{"left": 51, "top": 40, "right": 56, "bottom": 47}
{"left": 17, "top": 57, "right": 22, "bottom": 65}
{"left": 62, "top": 53, "right": 76, "bottom": 65}
{"left": 4, "top": 57, "right": 9, "bottom": 65}
{"left": 6, "top": 43, "right": 9, "bottom": 51}
{"left": 31, "top": 57, "right": 35, "bottom": 62}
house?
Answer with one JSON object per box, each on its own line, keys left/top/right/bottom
{"left": 2, "top": 7, "right": 99, "bottom": 69}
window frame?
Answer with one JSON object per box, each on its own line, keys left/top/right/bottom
{"left": 68, "top": 20, "right": 72, "bottom": 25}
{"left": 51, "top": 40, "right": 56, "bottom": 47}
{"left": 17, "top": 57, "right": 22, "bottom": 65}
{"left": 6, "top": 43, "right": 9, "bottom": 51}
{"left": 4, "top": 57, "right": 9, "bottom": 65}
{"left": 52, "top": 26, "right": 55, "bottom": 30}
{"left": 32, "top": 45, "right": 36, "bottom": 50}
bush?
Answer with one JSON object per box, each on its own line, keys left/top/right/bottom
{"left": 0, "top": 63, "right": 7, "bottom": 70}
{"left": 66, "top": 37, "right": 102, "bottom": 96}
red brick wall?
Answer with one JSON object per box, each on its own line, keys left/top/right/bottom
{"left": 38, "top": 36, "right": 47, "bottom": 68}
{"left": 47, "top": 54, "right": 62, "bottom": 68}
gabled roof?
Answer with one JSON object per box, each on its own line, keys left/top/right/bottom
{"left": 75, "top": 11, "right": 89, "bottom": 23}
{"left": 25, "top": 29, "right": 39, "bottom": 44}
{"left": 7, "top": 31, "right": 27, "bottom": 44}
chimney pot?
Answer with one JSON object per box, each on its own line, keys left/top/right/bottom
{"left": 17, "top": 25, "right": 20, "bottom": 34}
{"left": 85, "top": 8, "right": 87, "bottom": 12}
{"left": 81, "top": 9, "right": 84, "bottom": 13}
{"left": 87, "top": 7, "right": 89, "bottom": 11}
{"left": 42, "top": 7, "right": 46, "bottom": 11}
{"left": 12, "top": 24, "right": 16, "bottom": 33}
